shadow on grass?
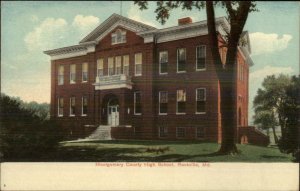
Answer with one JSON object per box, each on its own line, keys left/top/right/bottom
{"left": 260, "top": 155, "right": 288, "bottom": 159}
{"left": 40, "top": 145, "right": 226, "bottom": 162}
{"left": 69, "top": 139, "right": 206, "bottom": 146}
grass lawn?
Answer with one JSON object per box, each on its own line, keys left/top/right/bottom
{"left": 42, "top": 140, "right": 294, "bottom": 162}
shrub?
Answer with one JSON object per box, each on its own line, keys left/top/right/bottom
{"left": 0, "top": 94, "right": 63, "bottom": 161}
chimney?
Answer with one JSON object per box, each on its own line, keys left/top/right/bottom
{"left": 178, "top": 17, "right": 192, "bottom": 25}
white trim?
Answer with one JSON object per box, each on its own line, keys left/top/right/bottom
{"left": 81, "top": 96, "right": 88, "bottom": 116}
{"left": 196, "top": 45, "right": 206, "bottom": 71}
{"left": 82, "top": 63, "right": 88, "bottom": 82}
{"left": 97, "top": 58, "right": 104, "bottom": 77}
{"left": 69, "top": 97, "right": 76, "bottom": 117}
{"left": 159, "top": 51, "right": 168, "bottom": 75}
{"left": 123, "top": 55, "right": 129, "bottom": 76}
{"left": 134, "top": 53, "right": 142, "bottom": 76}
{"left": 176, "top": 89, "right": 186, "bottom": 114}
{"left": 158, "top": 91, "right": 168, "bottom": 115}
{"left": 134, "top": 91, "right": 142, "bottom": 115}
{"left": 70, "top": 64, "right": 76, "bottom": 84}
{"left": 196, "top": 88, "right": 206, "bottom": 113}
{"left": 58, "top": 97, "right": 63, "bottom": 117}
{"left": 108, "top": 57, "right": 114, "bottom": 76}
{"left": 95, "top": 83, "right": 132, "bottom": 90}
{"left": 195, "top": 112, "right": 206, "bottom": 115}
{"left": 177, "top": 48, "right": 186, "bottom": 73}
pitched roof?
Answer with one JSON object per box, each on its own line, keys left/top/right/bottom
{"left": 79, "top": 13, "right": 156, "bottom": 43}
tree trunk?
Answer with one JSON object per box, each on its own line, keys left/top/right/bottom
{"left": 206, "top": 1, "right": 252, "bottom": 154}
{"left": 218, "top": 72, "right": 239, "bottom": 154}
{"left": 271, "top": 126, "right": 279, "bottom": 144}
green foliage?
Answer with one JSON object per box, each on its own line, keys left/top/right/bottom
{"left": 0, "top": 94, "right": 63, "bottom": 161}
{"left": 253, "top": 74, "right": 299, "bottom": 161}
{"left": 277, "top": 76, "right": 300, "bottom": 162}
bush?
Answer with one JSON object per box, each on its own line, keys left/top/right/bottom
{"left": 0, "top": 94, "right": 63, "bottom": 161}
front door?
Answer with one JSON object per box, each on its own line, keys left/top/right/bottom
{"left": 108, "top": 105, "right": 119, "bottom": 126}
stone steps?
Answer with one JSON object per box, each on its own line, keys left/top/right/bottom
{"left": 87, "top": 125, "right": 112, "bottom": 140}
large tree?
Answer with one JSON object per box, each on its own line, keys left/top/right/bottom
{"left": 253, "top": 74, "right": 291, "bottom": 142}
{"left": 253, "top": 108, "right": 278, "bottom": 144}
{"left": 277, "top": 75, "right": 300, "bottom": 161}
{"left": 135, "top": 1, "right": 257, "bottom": 154}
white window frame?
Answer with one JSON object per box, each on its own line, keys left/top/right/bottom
{"left": 177, "top": 48, "right": 186, "bottom": 73}
{"left": 134, "top": 91, "right": 142, "bottom": 115}
{"left": 70, "top": 64, "right": 76, "bottom": 84}
{"left": 176, "top": 127, "right": 186, "bottom": 138}
{"left": 196, "top": 88, "right": 206, "bottom": 114}
{"left": 159, "top": 91, "right": 168, "bottom": 115}
{"left": 159, "top": 51, "right": 168, "bottom": 75}
{"left": 69, "top": 97, "right": 75, "bottom": 117}
{"left": 82, "top": 63, "right": 88, "bottom": 83}
{"left": 111, "top": 29, "right": 126, "bottom": 45}
{"left": 81, "top": 96, "right": 87, "bottom": 116}
{"left": 108, "top": 57, "right": 114, "bottom": 76}
{"left": 58, "top": 65, "right": 64, "bottom": 85}
{"left": 196, "top": 45, "right": 206, "bottom": 71}
{"left": 58, "top": 97, "right": 63, "bottom": 117}
{"left": 135, "top": 53, "right": 142, "bottom": 76}
{"left": 115, "top": 56, "right": 122, "bottom": 75}
{"left": 123, "top": 55, "right": 129, "bottom": 76}
{"left": 176, "top": 89, "right": 186, "bottom": 115}
{"left": 97, "top": 59, "right": 104, "bottom": 77}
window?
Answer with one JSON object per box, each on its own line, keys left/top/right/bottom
{"left": 176, "top": 90, "right": 186, "bottom": 114}
{"left": 82, "top": 96, "right": 88, "bottom": 116}
{"left": 159, "top": 51, "right": 168, "bottom": 74}
{"left": 176, "top": 127, "right": 186, "bottom": 138}
{"left": 196, "top": 127, "right": 205, "bottom": 138}
{"left": 111, "top": 29, "right": 126, "bottom": 44}
{"left": 108, "top": 57, "right": 114, "bottom": 76}
{"left": 196, "top": 88, "right": 206, "bottom": 113}
{"left": 58, "top": 97, "right": 64, "bottom": 116}
{"left": 135, "top": 53, "right": 142, "bottom": 76}
{"left": 97, "top": 59, "right": 104, "bottom": 77}
{"left": 177, "top": 48, "right": 186, "bottom": 72}
{"left": 159, "top": 126, "right": 168, "bottom": 137}
{"left": 58, "top": 65, "right": 64, "bottom": 85}
{"left": 123, "top": 55, "right": 129, "bottom": 75}
{"left": 70, "top": 97, "right": 75, "bottom": 116}
{"left": 159, "top": 91, "right": 168, "bottom": 114}
{"left": 134, "top": 91, "right": 141, "bottom": 115}
{"left": 115, "top": 56, "right": 122, "bottom": 75}
{"left": 70, "top": 64, "right": 76, "bottom": 84}
{"left": 196, "top": 46, "right": 206, "bottom": 70}
{"left": 82, "top": 63, "right": 88, "bottom": 82}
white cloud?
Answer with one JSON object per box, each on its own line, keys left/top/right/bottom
{"left": 250, "top": 65, "right": 293, "bottom": 80}
{"left": 127, "top": 6, "right": 157, "bottom": 27}
{"left": 249, "top": 32, "right": 292, "bottom": 55}
{"left": 24, "top": 18, "right": 68, "bottom": 51}
{"left": 72, "top": 15, "right": 100, "bottom": 32}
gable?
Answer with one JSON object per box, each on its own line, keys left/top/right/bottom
{"left": 80, "top": 13, "right": 156, "bottom": 44}
{"left": 95, "top": 26, "right": 145, "bottom": 50}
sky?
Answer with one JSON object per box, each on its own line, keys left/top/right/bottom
{"left": 1, "top": 1, "right": 299, "bottom": 124}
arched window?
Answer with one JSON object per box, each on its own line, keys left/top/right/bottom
{"left": 112, "top": 29, "right": 126, "bottom": 44}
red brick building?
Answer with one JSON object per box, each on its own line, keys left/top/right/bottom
{"left": 44, "top": 14, "right": 254, "bottom": 142}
